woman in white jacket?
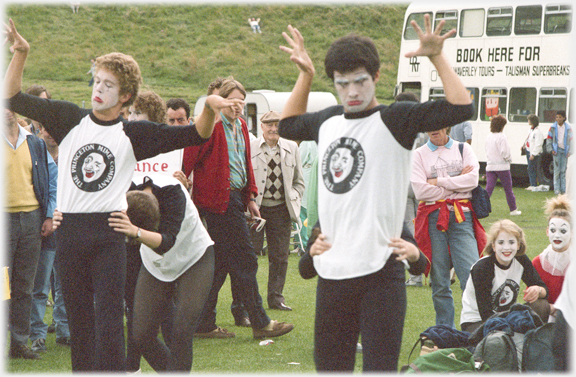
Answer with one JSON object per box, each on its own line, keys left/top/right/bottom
{"left": 525, "top": 114, "right": 544, "bottom": 190}
{"left": 485, "top": 115, "right": 521, "bottom": 215}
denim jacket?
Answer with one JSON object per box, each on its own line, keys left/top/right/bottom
{"left": 26, "top": 134, "right": 57, "bottom": 219}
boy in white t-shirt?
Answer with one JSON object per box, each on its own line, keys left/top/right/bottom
{"left": 277, "top": 15, "right": 473, "bottom": 372}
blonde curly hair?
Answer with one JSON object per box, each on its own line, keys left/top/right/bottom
{"left": 133, "top": 91, "right": 166, "bottom": 123}
{"left": 544, "top": 194, "right": 572, "bottom": 226}
{"left": 95, "top": 52, "right": 142, "bottom": 107}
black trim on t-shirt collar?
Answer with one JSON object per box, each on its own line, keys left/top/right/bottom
{"left": 343, "top": 104, "right": 386, "bottom": 120}
{"left": 492, "top": 253, "right": 514, "bottom": 270}
{"left": 89, "top": 111, "right": 122, "bottom": 126}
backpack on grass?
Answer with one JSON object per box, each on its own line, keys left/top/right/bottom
{"left": 401, "top": 347, "right": 489, "bottom": 373}
{"left": 473, "top": 329, "right": 526, "bottom": 372}
{"left": 521, "top": 322, "right": 555, "bottom": 372}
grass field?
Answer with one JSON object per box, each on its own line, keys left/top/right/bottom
{"left": 5, "top": 183, "right": 558, "bottom": 373}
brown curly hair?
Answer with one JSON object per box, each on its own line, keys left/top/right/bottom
{"left": 133, "top": 91, "right": 166, "bottom": 123}
{"left": 95, "top": 52, "right": 142, "bottom": 107}
{"left": 545, "top": 194, "right": 572, "bottom": 226}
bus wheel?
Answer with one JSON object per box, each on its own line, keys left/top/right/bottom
{"left": 537, "top": 153, "right": 554, "bottom": 188}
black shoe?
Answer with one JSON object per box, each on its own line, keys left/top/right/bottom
{"left": 234, "top": 316, "right": 251, "bottom": 327}
{"left": 47, "top": 321, "right": 55, "bottom": 333}
{"left": 56, "top": 337, "right": 72, "bottom": 346}
{"left": 9, "top": 344, "right": 41, "bottom": 360}
{"left": 270, "top": 303, "right": 292, "bottom": 311}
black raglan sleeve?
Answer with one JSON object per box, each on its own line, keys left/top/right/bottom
{"left": 153, "top": 184, "right": 187, "bottom": 255}
{"left": 518, "top": 254, "right": 548, "bottom": 298}
{"left": 279, "top": 106, "right": 345, "bottom": 143}
{"left": 8, "top": 91, "right": 89, "bottom": 145}
{"left": 123, "top": 121, "right": 210, "bottom": 161}
{"left": 471, "top": 256, "right": 497, "bottom": 321}
{"left": 382, "top": 100, "right": 475, "bottom": 150}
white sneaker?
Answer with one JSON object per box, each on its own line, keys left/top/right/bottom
{"left": 510, "top": 209, "right": 522, "bottom": 216}
{"left": 406, "top": 276, "right": 423, "bottom": 287}
{"left": 539, "top": 185, "right": 550, "bottom": 191}
{"left": 525, "top": 186, "right": 535, "bottom": 191}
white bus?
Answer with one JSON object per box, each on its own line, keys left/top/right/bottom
{"left": 396, "top": 1, "right": 573, "bottom": 185}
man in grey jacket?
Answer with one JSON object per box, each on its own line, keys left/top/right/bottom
{"left": 250, "top": 110, "right": 305, "bottom": 310}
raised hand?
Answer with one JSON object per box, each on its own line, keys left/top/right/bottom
{"left": 405, "top": 14, "right": 454, "bottom": 59}
{"left": 3, "top": 19, "right": 29, "bottom": 54}
{"left": 204, "top": 94, "right": 245, "bottom": 114}
{"left": 280, "top": 25, "right": 315, "bottom": 76}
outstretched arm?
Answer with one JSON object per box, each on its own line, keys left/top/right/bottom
{"left": 279, "top": 25, "right": 315, "bottom": 119}
{"left": 194, "top": 94, "right": 245, "bottom": 138}
{"left": 405, "top": 14, "right": 470, "bottom": 105}
{"left": 4, "top": 19, "right": 30, "bottom": 98}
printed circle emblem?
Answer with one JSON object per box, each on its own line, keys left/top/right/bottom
{"left": 70, "top": 144, "right": 115, "bottom": 192}
{"left": 321, "top": 137, "right": 365, "bottom": 194}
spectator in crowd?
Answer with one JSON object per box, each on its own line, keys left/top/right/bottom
{"left": 412, "top": 125, "right": 485, "bottom": 328}
{"left": 166, "top": 98, "right": 193, "bottom": 126}
{"left": 5, "top": 107, "right": 57, "bottom": 360}
{"left": 128, "top": 91, "right": 166, "bottom": 124}
{"left": 109, "top": 175, "right": 214, "bottom": 372}
{"left": 450, "top": 120, "right": 472, "bottom": 144}
{"left": 296, "top": 140, "right": 317, "bottom": 249}
{"left": 183, "top": 77, "right": 294, "bottom": 340}
{"left": 532, "top": 195, "right": 572, "bottom": 319}
{"left": 547, "top": 110, "right": 572, "bottom": 195}
{"left": 485, "top": 115, "right": 521, "bottom": 216}
{"left": 250, "top": 110, "right": 305, "bottom": 311}
{"left": 396, "top": 91, "right": 427, "bottom": 287}
{"left": 248, "top": 17, "right": 261, "bottom": 33}
{"left": 278, "top": 14, "right": 473, "bottom": 371}
{"left": 30, "top": 118, "right": 70, "bottom": 353}
{"left": 24, "top": 84, "right": 50, "bottom": 135}
{"left": 87, "top": 59, "right": 95, "bottom": 86}
{"left": 460, "top": 220, "right": 549, "bottom": 333}
{"left": 4, "top": 18, "right": 242, "bottom": 371}
{"left": 525, "top": 114, "right": 544, "bottom": 191}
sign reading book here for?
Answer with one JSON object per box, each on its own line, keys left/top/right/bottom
{"left": 133, "top": 150, "right": 183, "bottom": 180}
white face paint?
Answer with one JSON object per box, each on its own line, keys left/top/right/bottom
{"left": 330, "top": 147, "right": 353, "bottom": 183}
{"left": 493, "top": 231, "right": 518, "bottom": 266}
{"left": 82, "top": 153, "right": 106, "bottom": 182}
{"left": 91, "top": 69, "right": 121, "bottom": 113}
{"left": 333, "top": 68, "right": 377, "bottom": 113}
{"left": 548, "top": 218, "right": 572, "bottom": 252}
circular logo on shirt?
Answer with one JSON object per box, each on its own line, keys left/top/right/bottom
{"left": 70, "top": 144, "right": 115, "bottom": 192}
{"left": 492, "top": 279, "right": 519, "bottom": 311}
{"left": 321, "top": 137, "right": 365, "bottom": 194}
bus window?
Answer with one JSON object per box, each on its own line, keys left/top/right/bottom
{"left": 460, "top": 9, "right": 484, "bottom": 37}
{"left": 544, "top": 4, "right": 572, "bottom": 34}
{"left": 245, "top": 103, "right": 258, "bottom": 137}
{"left": 398, "top": 82, "right": 421, "bottom": 100}
{"left": 404, "top": 12, "right": 433, "bottom": 40}
{"left": 508, "top": 88, "right": 537, "bottom": 123}
{"left": 468, "top": 88, "right": 480, "bottom": 121}
{"left": 481, "top": 88, "right": 507, "bottom": 120}
{"left": 430, "top": 87, "right": 479, "bottom": 120}
{"left": 538, "top": 88, "right": 567, "bottom": 122}
{"left": 515, "top": 5, "right": 542, "bottom": 35}
{"left": 570, "top": 88, "right": 574, "bottom": 124}
{"left": 487, "top": 7, "right": 513, "bottom": 36}
{"left": 434, "top": 10, "right": 458, "bottom": 37}
{"left": 429, "top": 88, "right": 445, "bottom": 101}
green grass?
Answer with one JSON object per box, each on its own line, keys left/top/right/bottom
{"left": 5, "top": 3, "right": 407, "bottom": 109}
{"left": 6, "top": 184, "right": 557, "bottom": 373}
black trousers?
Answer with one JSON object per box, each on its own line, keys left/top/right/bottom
{"left": 56, "top": 213, "right": 126, "bottom": 371}
{"left": 314, "top": 255, "right": 406, "bottom": 372}
{"left": 196, "top": 190, "right": 270, "bottom": 331}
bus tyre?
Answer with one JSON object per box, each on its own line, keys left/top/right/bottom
{"left": 537, "top": 153, "right": 554, "bottom": 189}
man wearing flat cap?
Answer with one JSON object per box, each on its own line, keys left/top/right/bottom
{"left": 250, "top": 110, "right": 305, "bottom": 311}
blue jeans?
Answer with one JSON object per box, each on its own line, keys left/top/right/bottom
{"left": 7, "top": 209, "right": 43, "bottom": 346}
{"left": 428, "top": 209, "right": 479, "bottom": 328}
{"left": 526, "top": 151, "right": 540, "bottom": 187}
{"left": 30, "top": 234, "right": 69, "bottom": 341}
{"left": 553, "top": 148, "right": 568, "bottom": 194}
